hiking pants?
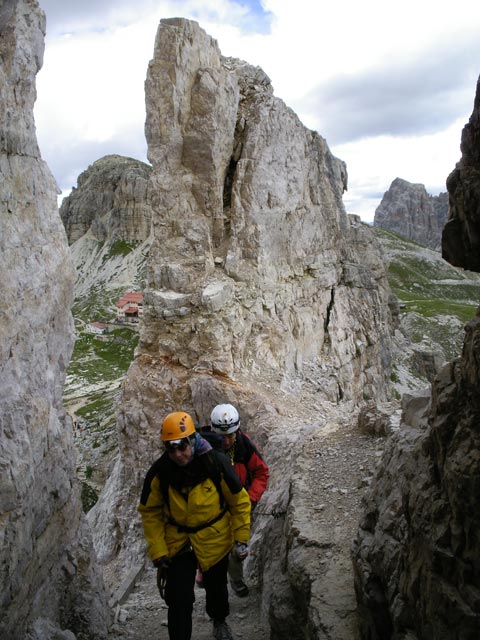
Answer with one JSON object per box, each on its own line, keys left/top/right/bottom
{"left": 228, "top": 549, "right": 244, "bottom": 584}
{"left": 202, "top": 552, "right": 230, "bottom": 622}
{"left": 163, "top": 550, "right": 230, "bottom": 640}
{"left": 164, "top": 550, "right": 196, "bottom": 640}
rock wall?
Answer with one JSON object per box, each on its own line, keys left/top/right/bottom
{"left": 374, "top": 177, "right": 449, "bottom": 250}
{"left": 0, "top": 2, "right": 108, "bottom": 638}
{"left": 353, "top": 78, "right": 480, "bottom": 640}
{"left": 352, "top": 319, "right": 480, "bottom": 640}
{"left": 90, "top": 20, "right": 396, "bottom": 633}
{"left": 442, "top": 75, "right": 480, "bottom": 271}
{"left": 60, "top": 154, "right": 152, "bottom": 245}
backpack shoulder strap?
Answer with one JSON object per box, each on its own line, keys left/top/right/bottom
{"left": 200, "top": 451, "right": 226, "bottom": 509}
{"left": 154, "top": 455, "right": 172, "bottom": 511}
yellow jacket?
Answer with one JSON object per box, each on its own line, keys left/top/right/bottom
{"left": 138, "top": 449, "right": 251, "bottom": 571}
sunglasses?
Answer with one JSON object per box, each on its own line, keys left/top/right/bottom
{"left": 165, "top": 439, "right": 190, "bottom": 452}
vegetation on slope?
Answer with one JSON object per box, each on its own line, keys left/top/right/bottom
{"left": 65, "top": 315, "right": 139, "bottom": 511}
{"left": 373, "top": 226, "right": 480, "bottom": 391}
{"left": 375, "top": 228, "right": 480, "bottom": 313}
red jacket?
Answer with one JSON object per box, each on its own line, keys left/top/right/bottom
{"left": 202, "top": 429, "right": 269, "bottom": 505}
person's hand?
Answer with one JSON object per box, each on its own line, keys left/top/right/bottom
{"left": 234, "top": 542, "right": 249, "bottom": 560}
{"left": 154, "top": 556, "right": 170, "bottom": 599}
{"left": 153, "top": 556, "right": 170, "bottom": 569}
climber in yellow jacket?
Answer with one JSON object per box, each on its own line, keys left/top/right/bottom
{"left": 138, "top": 411, "right": 251, "bottom": 640}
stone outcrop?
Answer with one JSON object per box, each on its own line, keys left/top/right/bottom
{"left": 60, "top": 154, "right": 152, "bottom": 245}
{"left": 90, "top": 18, "right": 397, "bottom": 637}
{"left": 374, "top": 177, "right": 449, "bottom": 250}
{"left": 353, "top": 79, "right": 480, "bottom": 640}
{"left": 0, "top": 2, "right": 108, "bottom": 638}
{"left": 442, "top": 76, "right": 480, "bottom": 271}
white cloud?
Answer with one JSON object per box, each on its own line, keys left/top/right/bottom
{"left": 35, "top": 0, "right": 480, "bottom": 222}
{"left": 335, "top": 117, "right": 466, "bottom": 219}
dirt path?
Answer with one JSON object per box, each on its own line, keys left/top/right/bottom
{"left": 109, "top": 564, "right": 269, "bottom": 639}
{"left": 104, "top": 419, "right": 388, "bottom": 640}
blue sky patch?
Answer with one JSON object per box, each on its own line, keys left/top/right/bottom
{"left": 191, "top": 0, "right": 273, "bottom": 35}
{"left": 234, "top": 0, "right": 273, "bottom": 34}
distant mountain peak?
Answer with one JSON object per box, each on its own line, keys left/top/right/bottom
{"left": 60, "top": 154, "right": 152, "bottom": 245}
{"left": 373, "top": 177, "right": 448, "bottom": 251}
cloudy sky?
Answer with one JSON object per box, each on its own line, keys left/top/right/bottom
{"left": 35, "top": 0, "right": 480, "bottom": 222}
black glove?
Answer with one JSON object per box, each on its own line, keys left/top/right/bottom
{"left": 154, "top": 557, "right": 170, "bottom": 599}
{"left": 153, "top": 556, "right": 170, "bottom": 569}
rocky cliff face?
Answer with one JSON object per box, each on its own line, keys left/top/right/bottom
{"left": 353, "top": 79, "right": 480, "bottom": 640}
{"left": 374, "top": 177, "right": 449, "bottom": 250}
{"left": 0, "top": 2, "right": 108, "bottom": 638}
{"left": 60, "top": 154, "right": 152, "bottom": 245}
{"left": 90, "top": 17, "right": 397, "bottom": 636}
{"left": 59, "top": 155, "right": 153, "bottom": 300}
{"left": 442, "top": 76, "right": 480, "bottom": 271}
{"left": 139, "top": 19, "right": 394, "bottom": 402}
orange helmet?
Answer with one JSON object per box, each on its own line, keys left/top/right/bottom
{"left": 161, "top": 412, "right": 196, "bottom": 441}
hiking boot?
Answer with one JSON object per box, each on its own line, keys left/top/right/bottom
{"left": 230, "top": 579, "right": 249, "bottom": 597}
{"left": 213, "top": 620, "right": 234, "bottom": 640}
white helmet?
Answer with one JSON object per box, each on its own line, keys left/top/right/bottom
{"left": 210, "top": 403, "right": 240, "bottom": 434}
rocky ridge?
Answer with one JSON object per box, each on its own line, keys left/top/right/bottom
{"left": 6, "top": 5, "right": 476, "bottom": 639}
{"left": 0, "top": 2, "right": 108, "bottom": 638}
{"left": 140, "top": 20, "right": 394, "bottom": 402}
{"left": 374, "top": 177, "right": 449, "bottom": 251}
{"left": 4, "top": 3, "right": 478, "bottom": 640}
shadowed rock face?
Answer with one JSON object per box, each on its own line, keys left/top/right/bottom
{"left": 443, "top": 76, "right": 480, "bottom": 270}
{"left": 374, "top": 177, "right": 449, "bottom": 250}
{"left": 0, "top": 1, "right": 108, "bottom": 638}
{"left": 353, "top": 77, "right": 480, "bottom": 640}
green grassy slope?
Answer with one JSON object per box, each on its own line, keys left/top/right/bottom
{"left": 373, "top": 226, "right": 480, "bottom": 392}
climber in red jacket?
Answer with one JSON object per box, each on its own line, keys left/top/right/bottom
{"left": 200, "top": 403, "right": 269, "bottom": 597}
